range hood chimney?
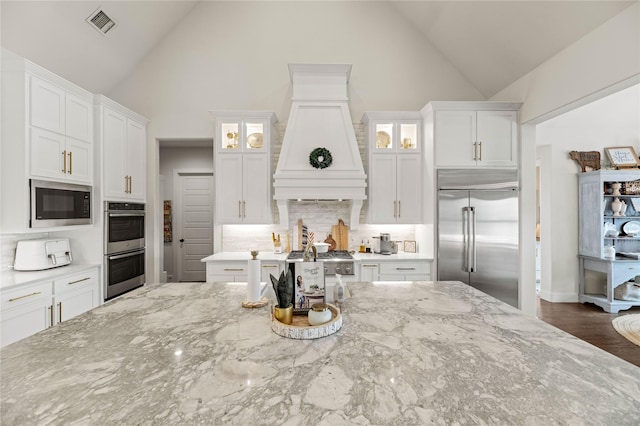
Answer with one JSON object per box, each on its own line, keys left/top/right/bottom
{"left": 274, "top": 64, "right": 367, "bottom": 229}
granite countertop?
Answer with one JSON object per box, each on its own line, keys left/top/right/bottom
{"left": 201, "top": 252, "right": 289, "bottom": 262}
{"left": 0, "top": 264, "right": 101, "bottom": 291}
{"left": 201, "top": 252, "right": 432, "bottom": 262}
{"left": 351, "top": 252, "right": 432, "bottom": 261}
{"left": 2, "top": 281, "right": 640, "bottom": 424}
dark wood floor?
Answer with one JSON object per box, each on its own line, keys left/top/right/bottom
{"left": 537, "top": 298, "right": 640, "bottom": 367}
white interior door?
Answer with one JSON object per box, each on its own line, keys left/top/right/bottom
{"left": 175, "top": 173, "right": 214, "bottom": 282}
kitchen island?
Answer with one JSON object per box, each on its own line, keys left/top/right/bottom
{"left": 1, "top": 281, "right": 639, "bottom": 425}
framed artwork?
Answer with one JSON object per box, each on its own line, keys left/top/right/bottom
{"left": 292, "top": 262, "right": 325, "bottom": 313}
{"left": 605, "top": 146, "right": 640, "bottom": 169}
{"left": 404, "top": 240, "right": 416, "bottom": 253}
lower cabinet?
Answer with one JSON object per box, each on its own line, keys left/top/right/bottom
{"left": 0, "top": 266, "right": 100, "bottom": 348}
{"left": 53, "top": 269, "right": 100, "bottom": 323}
{"left": 0, "top": 281, "right": 53, "bottom": 348}
{"left": 359, "top": 260, "right": 431, "bottom": 281}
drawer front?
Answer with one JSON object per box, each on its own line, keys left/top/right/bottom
{"left": 207, "top": 262, "right": 248, "bottom": 276}
{"left": 54, "top": 268, "right": 99, "bottom": 294}
{"left": 261, "top": 262, "right": 282, "bottom": 282}
{"left": 1, "top": 281, "right": 52, "bottom": 310}
{"left": 379, "top": 261, "right": 430, "bottom": 275}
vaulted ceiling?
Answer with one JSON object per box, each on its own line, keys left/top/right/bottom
{"left": 0, "top": 1, "right": 636, "bottom": 99}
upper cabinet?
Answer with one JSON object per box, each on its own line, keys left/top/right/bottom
{"left": 211, "top": 111, "right": 276, "bottom": 224}
{"left": 424, "top": 102, "right": 521, "bottom": 168}
{"left": 1, "top": 50, "right": 95, "bottom": 232}
{"left": 28, "top": 76, "right": 94, "bottom": 185}
{"left": 362, "top": 112, "right": 423, "bottom": 224}
{"left": 96, "top": 95, "right": 149, "bottom": 203}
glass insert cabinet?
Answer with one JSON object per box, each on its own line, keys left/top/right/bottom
{"left": 369, "top": 119, "right": 420, "bottom": 153}
{"left": 217, "top": 119, "right": 267, "bottom": 153}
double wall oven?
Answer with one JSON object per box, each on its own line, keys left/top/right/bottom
{"left": 104, "top": 201, "right": 145, "bottom": 300}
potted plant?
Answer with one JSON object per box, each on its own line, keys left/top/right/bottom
{"left": 270, "top": 270, "right": 294, "bottom": 324}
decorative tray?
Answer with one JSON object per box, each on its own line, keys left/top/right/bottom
{"left": 271, "top": 304, "right": 342, "bottom": 339}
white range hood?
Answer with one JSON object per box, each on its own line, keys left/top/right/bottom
{"left": 273, "top": 64, "right": 367, "bottom": 229}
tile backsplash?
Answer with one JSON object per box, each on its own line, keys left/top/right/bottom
{"left": 221, "top": 201, "right": 421, "bottom": 253}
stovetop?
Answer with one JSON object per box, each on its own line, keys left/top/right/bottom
{"left": 286, "top": 250, "right": 354, "bottom": 261}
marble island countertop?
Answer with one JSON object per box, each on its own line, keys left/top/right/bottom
{"left": 2, "top": 281, "right": 640, "bottom": 424}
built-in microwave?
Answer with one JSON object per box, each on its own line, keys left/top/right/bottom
{"left": 30, "top": 179, "right": 92, "bottom": 228}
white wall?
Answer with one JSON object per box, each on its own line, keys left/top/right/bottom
{"left": 491, "top": 3, "right": 639, "bottom": 124}
{"left": 536, "top": 84, "right": 640, "bottom": 302}
{"left": 159, "top": 145, "right": 214, "bottom": 279}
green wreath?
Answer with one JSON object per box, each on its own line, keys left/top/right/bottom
{"left": 309, "top": 147, "right": 333, "bottom": 169}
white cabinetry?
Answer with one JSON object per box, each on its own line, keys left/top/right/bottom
{"left": 211, "top": 111, "right": 276, "bottom": 224}
{"left": 0, "top": 281, "right": 53, "bottom": 348}
{"left": 97, "top": 95, "right": 148, "bottom": 202}
{"left": 205, "top": 260, "right": 283, "bottom": 283}
{"left": 1, "top": 50, "right": 95, "bottom": 232}
{"left": 423, "top": 102, "right": 520, "bottom": 168}
{"left": 358, "top": 258, "right": 431, "bottom": 281}
{"left": 578, "top": 170, "right": 640, "bottom": 313}
{"left": 29, "top": 76, "right": 94, "bottom": 184}
{"left": 362, "top": 112, "right": 423, "bottom": 224}
{"left": 53, "top": 268, "right": 100, "bottom": 323}
{"left": 0, "top": 266, "right": 100, "bottom": 348}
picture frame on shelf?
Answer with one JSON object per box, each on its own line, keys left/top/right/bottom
{"left": 605, "top": 146, "right": 640, "bottom": 169}
{"left": 403, "top": 240, "right": 416, "bottom": 253}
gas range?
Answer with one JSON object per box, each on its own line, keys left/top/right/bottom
{"left": 286, "top": 250, "right": 354, "bottom": 276}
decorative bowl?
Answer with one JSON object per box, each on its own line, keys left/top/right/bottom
{"left": 313, "top": 242, "right": 330, "bottom": 253}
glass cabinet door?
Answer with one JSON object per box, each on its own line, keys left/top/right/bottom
{"left": 375, "top": 123, "right": 394, "bottom": 151}
{"left": 245, "top": 122, "right": 265, "bottom": 151}
{"left": 399, "top": 123, "right": 418, "bottom": 151}
{"left": 220, "top": 122, "right": 239, "bottom": 150}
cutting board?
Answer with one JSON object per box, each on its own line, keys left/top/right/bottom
{"left": 332, "top": 219, "right": 349, "bottom": 251}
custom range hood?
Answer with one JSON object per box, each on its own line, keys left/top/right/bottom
{"left": 274, "top": 64, "right": 366, "bottom": 228}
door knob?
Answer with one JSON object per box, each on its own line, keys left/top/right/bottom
{"left": 179, "top": 238, "right": 184, "bottom": 248}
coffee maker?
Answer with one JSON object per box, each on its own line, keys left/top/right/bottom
{"left": 379, "top": 233, "right": 393, "bottom": 255}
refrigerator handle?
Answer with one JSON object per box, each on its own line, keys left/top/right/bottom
{"left": 462, "top": 206, "right": 470, "bottom": 272}
{"left": 470, "top": 206, "right": 477, "bottom": 272}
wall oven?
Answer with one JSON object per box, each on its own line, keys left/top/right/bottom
{"left": 104, "top": 201, "right": 145, "bottom": 300}
{"left": 30, "top": 179, "right": 91, "bottom": 228}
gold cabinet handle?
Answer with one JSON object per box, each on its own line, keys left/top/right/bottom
{"left": 9, "top": 291, "right": 41, "bottom": 302}
{"left": 68, "top": 277, "right": 90, "bottom": 285}
{"left": 478, "top": 141, "right": 482, "bottom": 161}
{"left": 58, "top": 302, "right": 62, "bottom": 323}
{"left": 243, "top": 201, "right": 246, "bottom": 218}
{"left": 262, "top": 265, "right": 279, "bottom": 268}
{"left": 362, "top": 264, "right": 378, "bottom": 268}
{"left": 68, "top": 151, "right": 73, "bottom": 174}
{"left": 393, "top": 200, "right": 397, "bottom": 218}
{"left": 472, "top": 142, "right": 477, "bottom": 161}
{"left": 125, "top": 176, "right": 129, "bottom": 193}
{"left": 224, "top": 268, "right": 244, "bottom": 272}
{"left": 395, "top": 267, "right": 416, "bottom": 271}
{"left": 49, "top": 305, "right": 54, "bottom": 327}
{"left": 398, "top": 200, "right": 401, "bottom": 218}
{"left": 62, "top": 150, "right": 67, "bottom": 173}
{"left": 129, "top": 176, "right": 132, "bottom": 193}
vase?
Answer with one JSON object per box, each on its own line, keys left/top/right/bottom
{"left": 611, "top": 182, "right": 622, "bottom": 196}
{"left": 612, "top": 197, "right": 623, "bottom": 216}
{"left": 308, "top": 303, "right": 332, "bottom": 325}
{"left": 273, "top": 304, "right": 293, "bottom": 325}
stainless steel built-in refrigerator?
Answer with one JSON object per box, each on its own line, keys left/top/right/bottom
{"left": 437, "top": 169, "right": 519, "bottom": 308}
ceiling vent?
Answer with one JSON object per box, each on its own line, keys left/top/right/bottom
{"left": 87, "top": 8, "right": 116, "bottom": 35}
